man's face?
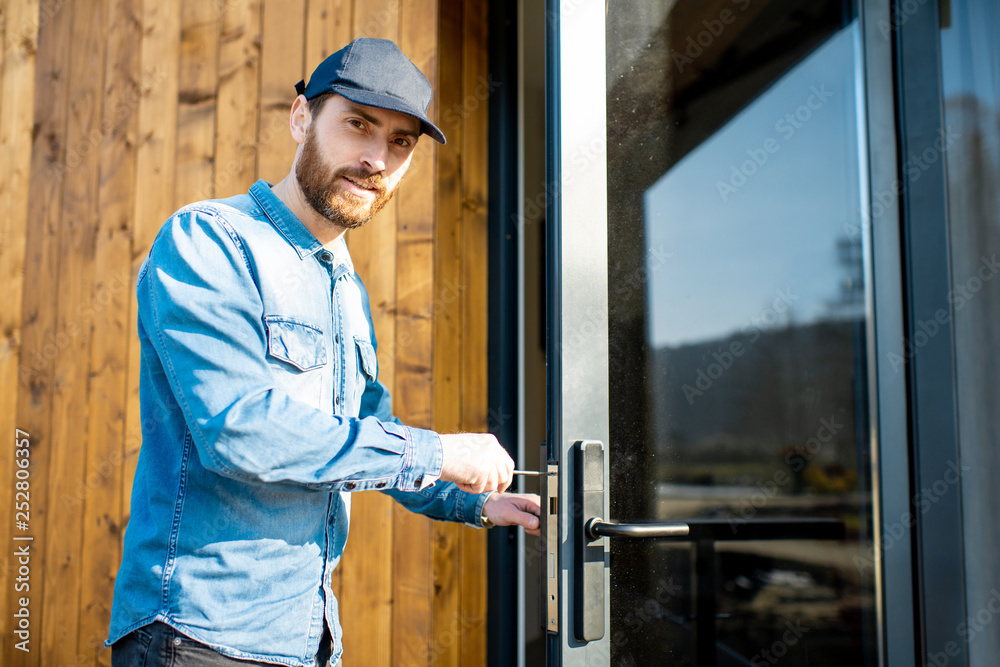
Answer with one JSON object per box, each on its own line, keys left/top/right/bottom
{"left": 295, "top": 94, "right": 420, "bottom": 230}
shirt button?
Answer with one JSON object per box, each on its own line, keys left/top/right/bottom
{"left": 344, "top": 482, "right": 356, "bottom": 490}
{"left": 320, "top": 251, "right": 333, "bottom": 262}
{"left": 375, "top": 482, "right": 386, "bottom": 489}
{"left": 414, "top": 477, "right": 423, "bottom": 488}
{"left": 335, "top": 396, "right": 341, "bottom": 405}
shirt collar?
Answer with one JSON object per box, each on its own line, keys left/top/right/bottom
{"left": 249, "top": 179, "right": 325, "bottom": 260}
{"left": 249, "top": 180, "right": 356, "bottom": 274}
{"left": 328, "top": 236, "right": 354, "bottom": 272}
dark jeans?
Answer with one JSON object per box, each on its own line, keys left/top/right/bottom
{"left": 111, "top": 622, "right": 339, "bottom": 667}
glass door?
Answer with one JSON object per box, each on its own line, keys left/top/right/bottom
{"left": 543, "top": 0, "right": 893, "bottom": 664}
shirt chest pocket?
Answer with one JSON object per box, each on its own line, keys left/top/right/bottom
{"left": 347, "top": 336, "right": 379, "bottom": 412}
{"left": 354, "top": 337, "right": 378, "bottom": 393}
{"left": 264, "top": 316, "right": 328, "bottom": 371}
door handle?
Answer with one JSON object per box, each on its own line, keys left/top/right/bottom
{"left": 584, "top": 517, "right": 690, "bottom": 540}
{"left": 570, "top": 440, "right": 847, "bottom": 646}
{"left": 583, "top": 516, "right": 847, "bottom": 542}
{"left": 584, "top": 516, "right": 845, "bottom": 542}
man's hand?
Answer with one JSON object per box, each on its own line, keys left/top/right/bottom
{"left": 439, "top": 433, "right": 514, "bottom": 495}
{"left": 483, "top": 493, "right": 541, "bottom": 536}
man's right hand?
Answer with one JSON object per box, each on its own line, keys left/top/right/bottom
{"left": 438, "top": 433, "right": 514, "bottom": 495}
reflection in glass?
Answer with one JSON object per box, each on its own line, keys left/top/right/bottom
{"left": 606, "top": 1, "right": 877, "bottom": 665}
{"left": 941, "top": 1, "right": 1000, "bottom": 663}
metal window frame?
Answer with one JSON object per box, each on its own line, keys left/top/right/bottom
{"left": 486, "top": 2, "right": 525, "bottom": 665}
{"left": 891, "top": 0, "right": 968, "bottom": 664}
{"left": 544, "top": 0, "right": 612, "bottom": 664}
{"left": 860, "top": 0, "right": 917, "bottom": 664}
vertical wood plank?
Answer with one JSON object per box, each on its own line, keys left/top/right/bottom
{"left": 256, "top": 0, "right": 305, "bottom": 183}
{"left": 458, "top": 0, "right": 488, "bottom": 437}
{"left": 131, "top": 0, "right": 180, "bottom": 238}
{"left": 9, "top": 0, "right": 74, "bottom": 661}
{"left": 345, "top": 0, "right": 399, "bottom": 374}
{"left": 215, "top": 0, "right": 262, "bottom": 198}
{"left": 339, "top": 488, "right": 397, "bottom": 665}
{"left": 337, "top": 3, "right": 401, "bottom": 666}
{"left": 174, "top": 0, "right": 219, "bottom": 207}
{"left": 305, "top": 0, "right": 353, "bottom": 614}
{"left": 393, "top": 1, "right": 438, "bottom": 664}
{"left": 123, "top": 0, "right": 182, "bottom": 554}
{"left": 77, "top": 0, "right": 141, "bottom": 663}
{"left": 304, "top": 0, "right": 353, "bottom": 614}
{"left": 305, "top": 0, "right": 352, "bottom": 71}
{"left": 40, "top": 0, "right": 107, "bottom": 662}
{"left": 458, "top": 0, "right": 490, "bottom": 663}
{"left": 431, "top": 520, "right": 461, "bottom": 667}
{"left": 0, "top": 0, "right": 39, "bottom": 652}
{"left": 431, "top": 1, "right": 464, "bottom": 665}
{"left": 432, "top": 0, "right": 463, "bottom": 437}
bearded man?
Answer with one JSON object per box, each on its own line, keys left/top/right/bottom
{"left": 106, "top": 37, "right": 540, "bottom": 667}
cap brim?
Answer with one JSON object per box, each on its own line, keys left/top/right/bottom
{"left": 332, "top": 85, "right": 447, "bottom": 145}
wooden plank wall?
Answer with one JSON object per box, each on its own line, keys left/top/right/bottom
{"left": 0, "top": 0, "right": 491, "bottom": 665}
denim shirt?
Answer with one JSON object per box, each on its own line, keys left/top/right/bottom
{"left": 107, "top": 180, "right": 489, "bottom": 666}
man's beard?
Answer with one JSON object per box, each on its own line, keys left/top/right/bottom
{"left": 295, "top": 127, "right": 396, "bottom": 230}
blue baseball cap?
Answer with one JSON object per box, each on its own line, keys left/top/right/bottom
{"left": 295, "top": 37, "right": 447, "bottom": 144}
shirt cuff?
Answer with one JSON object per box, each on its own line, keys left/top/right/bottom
{"left": 469, "top": 490, "right": 493, "bottom": 528}
{"left": 398, "top": 425, "right": 443, "bottom": 491}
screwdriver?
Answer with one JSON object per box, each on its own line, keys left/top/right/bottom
{"left": 512, "top": 469, "right": 555, "bottom": 477}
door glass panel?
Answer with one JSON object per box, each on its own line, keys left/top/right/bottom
{"left": 605, "top": 1, "right": 878, "bottom": 665}
{"left": 940, "top": 1, "right": 1000, "bottom": 662}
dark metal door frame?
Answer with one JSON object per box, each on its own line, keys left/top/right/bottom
{"left": 530, "top": 0, "right": 969, "bottom": 665}
{"left": 892, "top": 0, "right": 968, "bottom": 664}
{"left": 486, "top": 2, "right": 524, "bottom": 665}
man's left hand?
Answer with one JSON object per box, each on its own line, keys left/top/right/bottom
{"left": 483, "top": 493, "right": 541, "bottom": 536}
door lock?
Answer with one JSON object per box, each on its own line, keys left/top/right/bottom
{"left": 539, "top": 445, "right": 560, "bottom": 635}
{"left": 573, "top": 440, "right": 607, "bottom": 642}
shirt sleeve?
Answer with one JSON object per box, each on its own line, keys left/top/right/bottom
{"left": 138, "top": 207, "right": 442, "bottom": 493}
{"left": 352, "top": 273, "right": 489, "bottom": 527}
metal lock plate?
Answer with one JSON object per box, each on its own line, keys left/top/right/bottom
{"left": 573, "top": 440, "right": 606, "bottom": 642}
{"left": 542, "top": 447, "right": 560, "bottom": 634}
